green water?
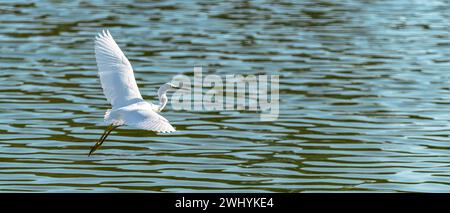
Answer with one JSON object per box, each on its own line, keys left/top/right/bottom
{"left": 1, "top": 0, "right": 450, "bottom": 192}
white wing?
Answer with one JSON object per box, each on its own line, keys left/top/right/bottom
{"left": 106, "top": 102, "right": 176, "bottom": 133}
{"left": 127, "top": 109, "right": 176, "bottom": 133}
{"left": 95, "top": 30, "right": 143, "bottom": 108}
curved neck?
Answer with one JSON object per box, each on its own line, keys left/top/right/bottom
{"left": 158, "top": 94, "right": 168, "bottom": 112}
{"left": 157, "top": 84, "right": 170, "bottom": 112}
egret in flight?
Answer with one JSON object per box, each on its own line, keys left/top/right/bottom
{"left": 89, "top": 30, "right": 178, "bottom": 156}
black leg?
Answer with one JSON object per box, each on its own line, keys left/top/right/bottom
{"left": 88, "top": 124, "right": 118, "bottom": 156}
{"left": 97, "top": 126, "right": 110, "bottom": 144}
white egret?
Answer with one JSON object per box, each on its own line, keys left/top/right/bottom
{"left": 89, "top": 30, "right": 178, "bottom": 156}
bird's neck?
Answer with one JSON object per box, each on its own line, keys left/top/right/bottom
{"left": 158, "top": 94, "right": 168, "bottom": 112}
{"left": 157, "top": 84, "right": 171, "bottom": 112}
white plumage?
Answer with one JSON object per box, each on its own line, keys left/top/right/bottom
{"left": 89, "top": 30, "right": 177, "bottom": 156}
{"left": 95, "top": 30, "right": 142, "bottom": 108}
{"left": 95, "top": 29, "right": 175, "bottom": 133}
{"left": 103, "top": 101, "right": 175, "bottom": 133}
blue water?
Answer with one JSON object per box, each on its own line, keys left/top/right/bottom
{"left": 1, "top": 0, "right": 450, "bottom": 192}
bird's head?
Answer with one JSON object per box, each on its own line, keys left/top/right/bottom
{"left": 165, "top": 82, "right": 180, "bottom": 89}
{"left": 156, "top": 82, "right": 183, "bottom": 112}
{"left": 158, "top": 82, "right": 179, "bottom": 96}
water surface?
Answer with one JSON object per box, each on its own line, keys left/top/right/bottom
{"left": 1, "top": 0, "right": 450, "bottom": 192}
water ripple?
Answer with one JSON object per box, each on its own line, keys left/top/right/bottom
{"left": 1, "top": 0, "right": 450, "bottom": 192}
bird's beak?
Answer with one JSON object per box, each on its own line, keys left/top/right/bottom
{"left": 172, "top": 86, "right": 190, "bottom": 91}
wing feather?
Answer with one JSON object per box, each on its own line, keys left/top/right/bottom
{"left": 95, "top": 31, "right": 176, "bottom": 133}
{"left": 95, "top": 30, "right": 143, "bottom": 108}
{"left": 105, "top": 102, "right": 176, "bottom": 133}
{"left": 122, "top": 103, "right": 176, "bottom": 133}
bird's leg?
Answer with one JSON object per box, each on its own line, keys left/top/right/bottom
{"left": 88, "top": 124, "right": 116, "bottom": 156}
{"left": 97, "top": 125, "right": 111, "bottom": 145}
{"left": 88, "top": 124, "right": 118, "bottom": 156}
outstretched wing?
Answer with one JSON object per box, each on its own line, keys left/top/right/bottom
{"left": 129, "top": 111, "right": 176, "bottom": 133}
{"left": 95, "top": 30, "right": 143, "bottom": 108}
{"left": 119, "top": 103, "right": 176, "bottom": 133}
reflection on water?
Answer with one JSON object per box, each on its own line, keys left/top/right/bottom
{"left": 1, "top": 0, "right": 450, "bottom": 192}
